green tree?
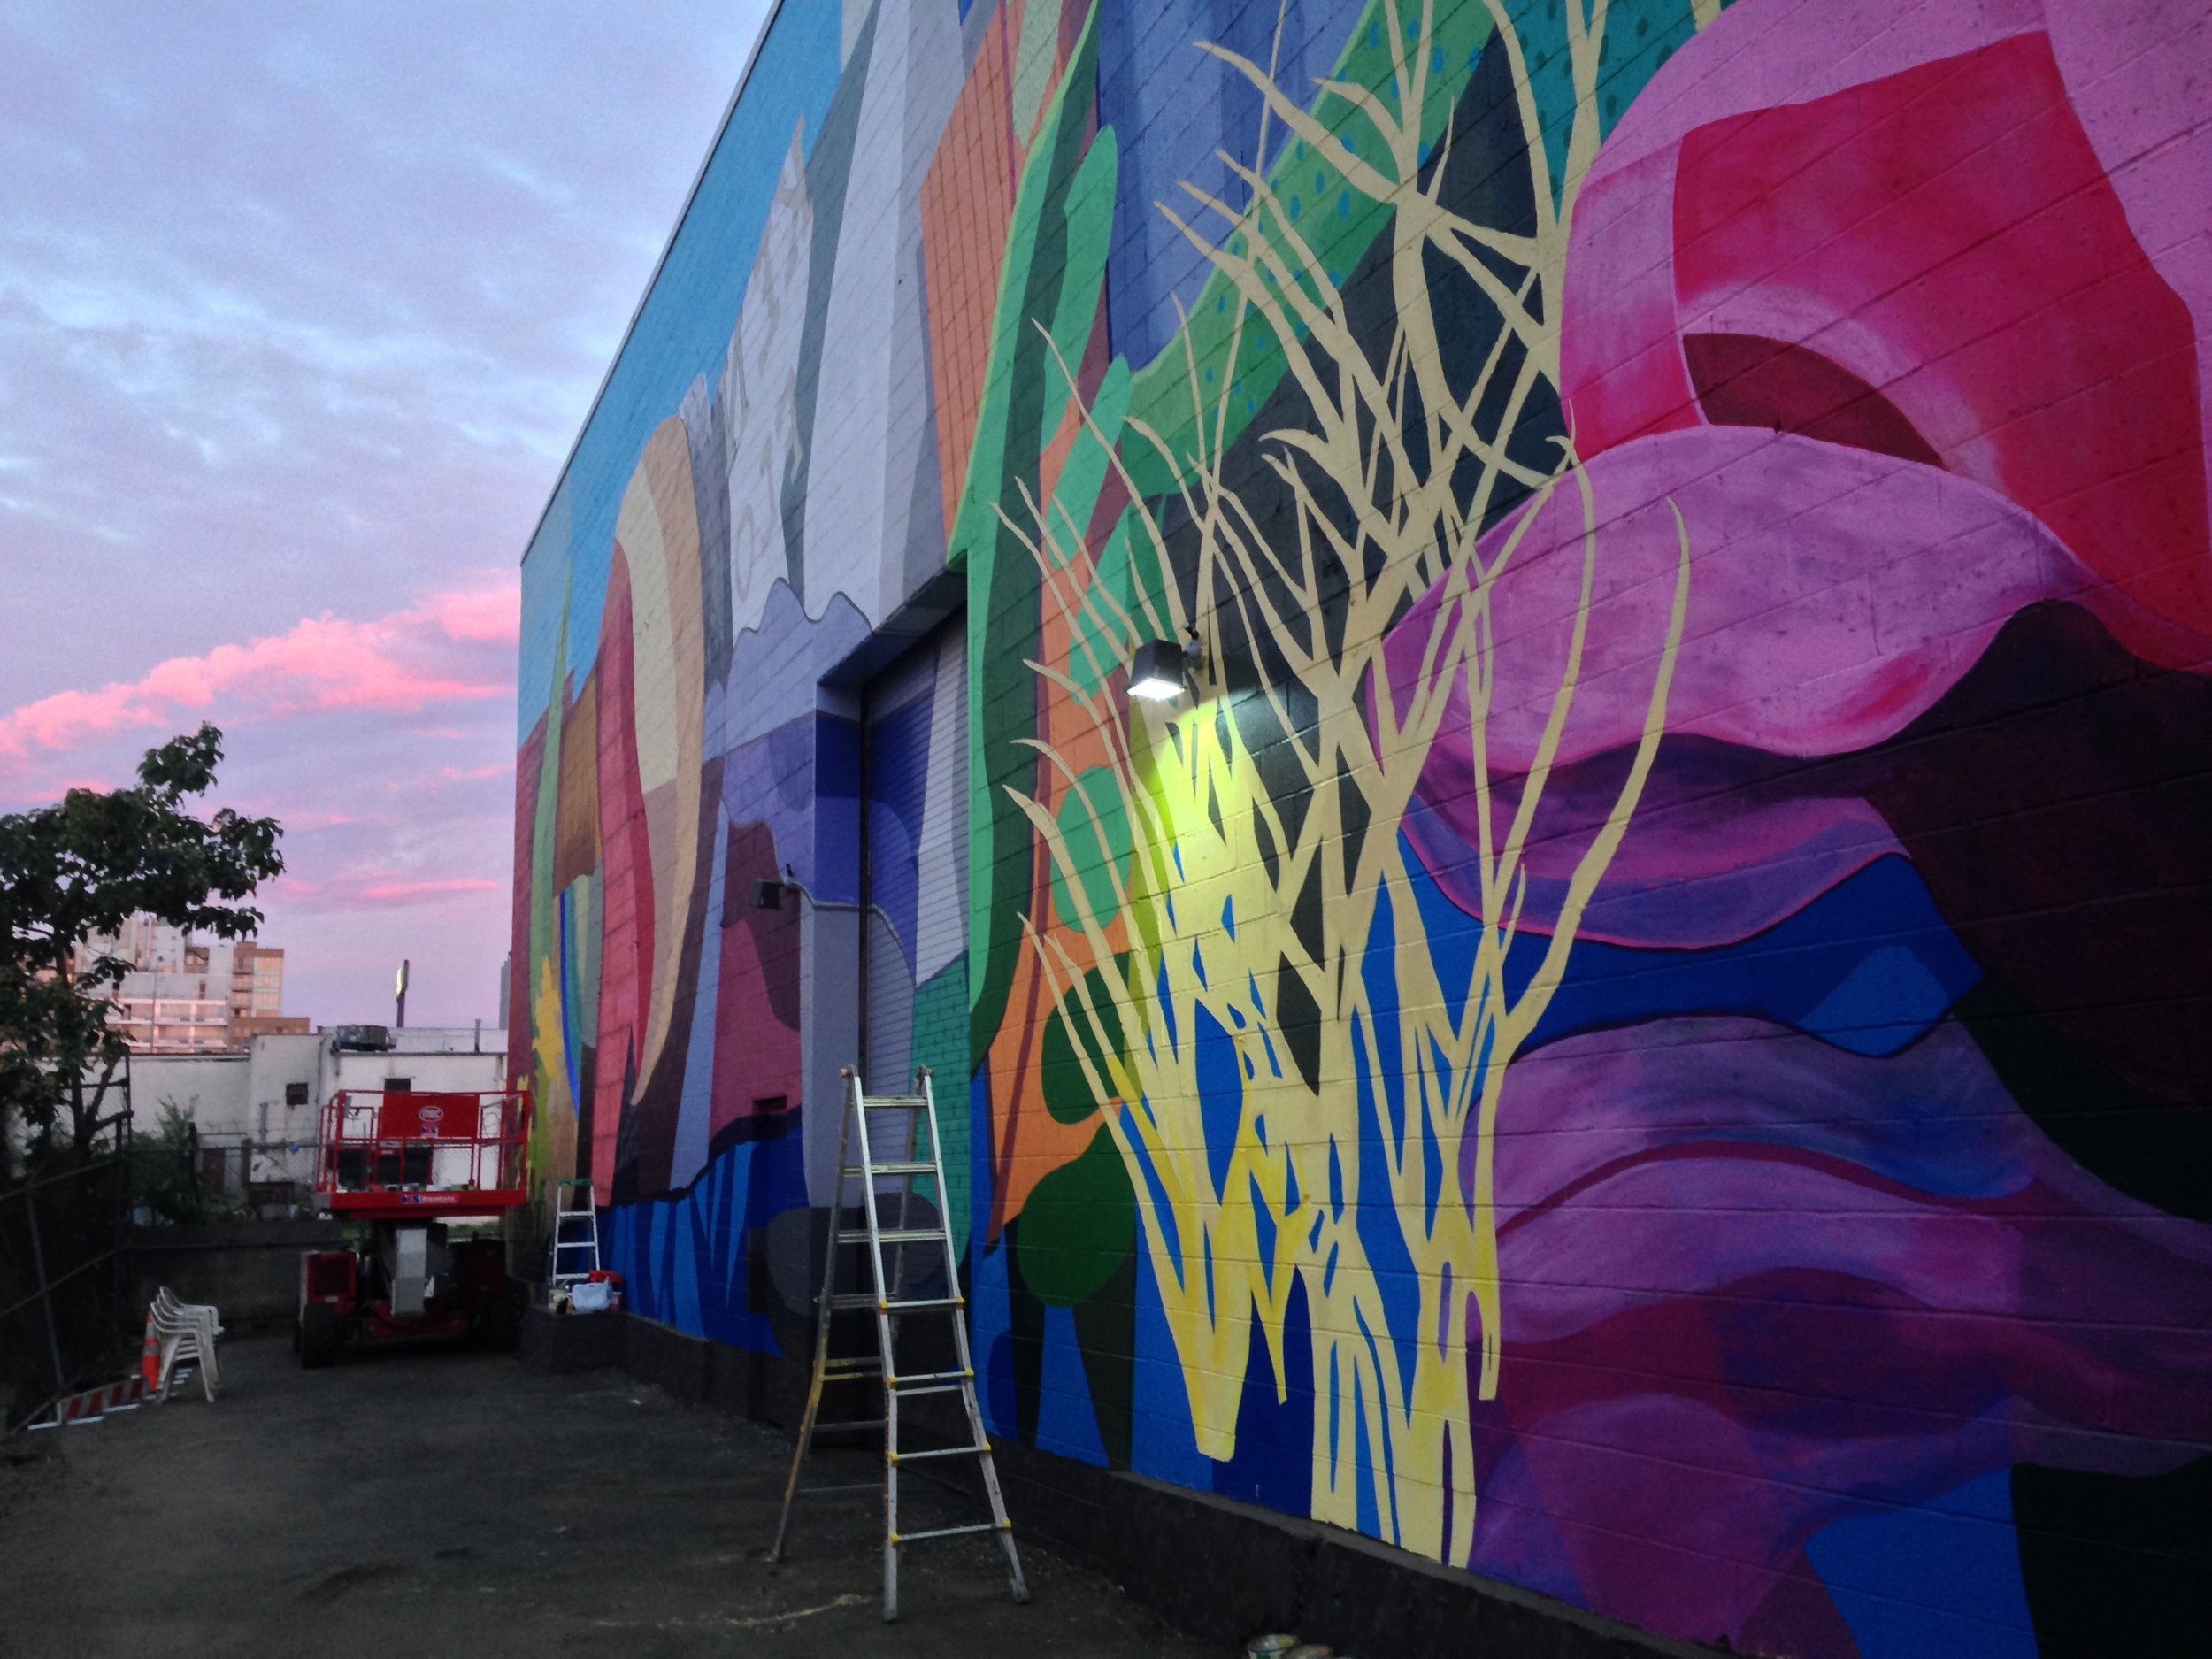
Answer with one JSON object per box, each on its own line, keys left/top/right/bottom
{"left": 0, "top": 725, "right": 283, "bottom": 1178}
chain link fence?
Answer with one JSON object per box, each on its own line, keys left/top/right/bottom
{"left": 1, "top": 1155, "right": 133, "bottom": 1432}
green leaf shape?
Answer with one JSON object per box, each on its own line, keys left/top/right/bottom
{"left": 1040, "top": 958, "right": 1128, "bottom": 1126}
{"left": 1051, "top": 765, "right": 1133, "bottom": 933}
{"left": 1015, "top": 1122, "right": 1138, "bottom": 1307}
{"left": 955, "top": 4, "right": 1116, "bottom": 1064}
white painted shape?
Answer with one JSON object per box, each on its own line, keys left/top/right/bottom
{"left": 724, "top": 123, "right": 813, "bottom": 645}
{"left": 800, "top": 0, "right": 963, "bottom": 626}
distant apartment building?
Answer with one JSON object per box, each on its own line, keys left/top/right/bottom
{"left": 79, "top": 916, "right": 307, "bottom": 1052}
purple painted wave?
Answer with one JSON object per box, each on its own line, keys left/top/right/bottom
{"left": 1464, "top": 1014, "right": 2212, "bottom": 1648}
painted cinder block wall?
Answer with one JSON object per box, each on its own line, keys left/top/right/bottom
{"left": 511, "top": 3, "right": 2212, "bottom": 1654}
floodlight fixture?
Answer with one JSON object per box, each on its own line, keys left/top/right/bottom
{"left": 1128, "top": 636, "right": 1194, "bottom": 703}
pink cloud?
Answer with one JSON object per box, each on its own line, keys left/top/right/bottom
{"left": 401, "top": 580, "right": 521, "bottom": 646}
{"left": 0, "top": 572, "right": 518, "bottom": 766}
{"left": 276, "top": 867, "right": 507, "bottom": 910}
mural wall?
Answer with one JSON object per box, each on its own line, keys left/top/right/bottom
{"left": 513, "top": 3, "right": 2212, "bottom": 1654}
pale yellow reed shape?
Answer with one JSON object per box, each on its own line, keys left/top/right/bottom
{"left": 1006, "top": 0, "right": 1695, "bottom": 1564}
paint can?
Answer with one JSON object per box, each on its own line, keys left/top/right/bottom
{"left": 1245, "top": 1637, "right": 1299, "bottom": 1659}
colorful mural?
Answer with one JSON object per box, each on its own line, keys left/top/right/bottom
{"left": 515, "top": 3, "right": 2212, "bottom": 1654}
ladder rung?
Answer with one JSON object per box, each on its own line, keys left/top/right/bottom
{"left": 889, "top": 1383, "right": 965, "bottom": 1399}
{"left": 894, "top": 1522, "right": 1009, "bottom": 1545}
{"left": 861, "top": 1095, "right": 927, "bottom": 1110}
{"left": 828, "top": 1294, "right": 964, "bottom": 1312}
{"left": 890, "top": 1369, "right": 973, "bottom": 1388}
{"left": 893, "top": 1443, "right": 990, "bottom": 1463}
{"left": 837, "top": 1228, "right": 946, "bottom": 1246}
{"left": 808, "top": 1418, "right": 885, "bottom": 1435}
{"left": 843, "top": 1161, "right": 936, "bottom": 1176}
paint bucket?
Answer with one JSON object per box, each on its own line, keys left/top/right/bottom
{"left": 1246, "top": 1637, "right": 1299, "bottom": 1659}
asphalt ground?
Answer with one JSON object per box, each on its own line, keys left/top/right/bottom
{"left": 0, "top": 1334, "right": 1221, "bottom": 1659}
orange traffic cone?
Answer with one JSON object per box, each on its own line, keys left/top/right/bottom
{"left": 139, "top": 1313, "right": 163, "bottom": 1393}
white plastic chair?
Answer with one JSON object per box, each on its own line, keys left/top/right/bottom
{"left": 154, "top": 1286, "right": 223, "bottom": 1379}
{"left": 149, "top": 1289, "right": 222, "bottom": 1402}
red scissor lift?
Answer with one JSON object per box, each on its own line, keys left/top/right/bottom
{"left": 296, "top": 1087, "right": 532, "bottom": 1368}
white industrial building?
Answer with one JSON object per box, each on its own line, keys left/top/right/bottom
{"left": 129, "top": 1026, "right": 508, "bottom": 1203}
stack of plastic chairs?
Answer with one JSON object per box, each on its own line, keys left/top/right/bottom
{"left": 149, "top": 1287, "right": 224, "bottom": 1402}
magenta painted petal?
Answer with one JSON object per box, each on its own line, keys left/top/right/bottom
{"left": 1393, "top": 428, "right": 2206, "bottom": 777}
{"left": 1462, "top": 1015, "right": 2212, "bottom": 1646}
{"left": 1405, "top": 742, "right": 1901, "bottom": 949}
{"left": 2045, "top": 0, "right": 2212, "bottom": 525}
{"left": 1590, "top": 0, "right": 2046, "bottom": 185}
{"left": 1487, "top": 1017, "right": 2212, "bottom": 1443}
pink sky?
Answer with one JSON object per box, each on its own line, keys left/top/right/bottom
{"left": 0, "top": 0, "right": 766, "bottom": 1027}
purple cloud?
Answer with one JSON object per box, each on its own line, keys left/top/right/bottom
{"left": 0, "top": 0, "right": 769, "bottom": 1025}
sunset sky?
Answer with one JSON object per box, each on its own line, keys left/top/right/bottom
{"left": 0, "top": 1, "right": 768, "bottom": 1026}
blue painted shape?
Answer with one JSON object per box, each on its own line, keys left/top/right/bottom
{"left": 1327, "top": 1347, "right": 1340, "bottom": 1471}
{"left": 1249, "top": 1173, "right": 1276, "bottom": 1293}
{"left": 1121, "top": 1104, "right": 1183, "bottom": 1279}
{"left": 1356, "top": 998, "right": 1423, "bottom": 1407}
{"left": 518, "top": 3, "right": 842, "bottom": 726}
{"left": 973, "top": 1226, "right": 1017, "bottom": 1435}
{"left": 1156, "top": 964, "right": 1179, "bottom": 1056}
{"left": 1353, "top": 1302, "right": 1401, "bottom": 1540}
{"left": 1421, "top": 1081, "right": 1444, "bottom": 1233}
{"left": 1211, "top": 1272, "right": 1314, "bottom": 1514}
{"left": 1806, "top": 1470, "right": 2038, "bottom": 1659}
{"left": 1221, "top": 894, "right": 1236, "bottom": 938}
{"left": 672, "top": 1194, "right": 703, "bottom": 1336}
{"left": 1801, "top": 945, "right": 1958, "bottom": 1057}
{"left": 1361, "top": 881, "right": 1409, "bottom": 1155}
{"left": 598, "top": 1120, "right": 807, "bottom": 1353}
{"left": 1352, "top": 1366, "right": 1381, "bottom": 1540}
{"left": 985, "top": 1328, "right": 1018, "bottom": 1439}
{"left": 811, "top": 714, "right": 864, "bottom": 905}
{"left": 1130, "top": 1239, "right": 1217, "bottom": 1492}
{"left": 1097, "top": 0, "right": 1349, "bottom": 368}
{"left": 1194, "top": 1004, "right": 1243, "bottom": 1201}
{"left": 1471, "top": 853, "right": 1985, "bottom": 1057}
{"left": 1036, "top": 1306, "right": 1109, "bottom": 1467}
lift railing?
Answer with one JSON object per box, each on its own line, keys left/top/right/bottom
{"left": 312, "top": 1087, "right": 531, "bottom": 1217}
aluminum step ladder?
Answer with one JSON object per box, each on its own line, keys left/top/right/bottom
{"left": 548, "top": 1179, "right": 601, "bottom": 1286}
{"left": 770, "top": 1066, "right": 1028, "bottom": 1621}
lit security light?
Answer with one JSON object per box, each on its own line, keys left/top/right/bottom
{"left": 1128, "top": 636, "right": 1192, "bottom": 703}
